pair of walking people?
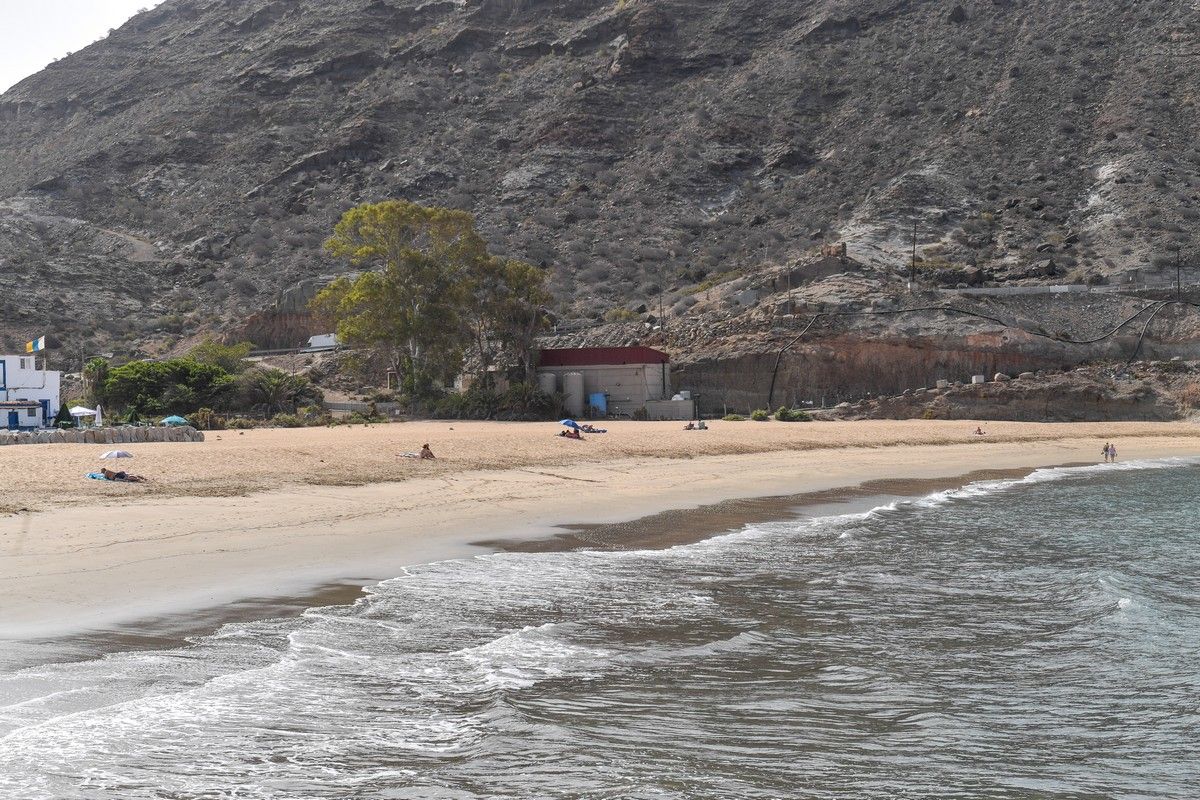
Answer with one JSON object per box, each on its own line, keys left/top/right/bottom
{"left": 1102, "top": 442, "right": 1118, "bottom": 463}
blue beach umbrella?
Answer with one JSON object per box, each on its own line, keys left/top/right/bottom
{"left": 559, "top": 419, "right": 581, "bottom": 430}
{"left": 161, "top": 415, "right": 190, "bottom": 427}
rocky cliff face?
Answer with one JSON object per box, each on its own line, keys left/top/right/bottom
{"left": 3, "top": 0, "right": 1200, "bottom": 359}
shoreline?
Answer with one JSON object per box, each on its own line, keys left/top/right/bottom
{"left": 3, "top": 421, "right": 1199, "bottom": 644}
{"left": 0, "top": 466, "right": 1070, "bottom": 668}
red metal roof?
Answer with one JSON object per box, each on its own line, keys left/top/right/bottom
{"left": 538, "top": 346, "right": 669, "bottom": 367}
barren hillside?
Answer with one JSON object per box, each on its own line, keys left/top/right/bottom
{"left": 2, "top": 0, "right": 1199, "bottom": 367}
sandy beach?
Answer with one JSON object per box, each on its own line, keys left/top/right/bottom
{"left": 2, "top": 419, "right": 1199, "bottom": 639}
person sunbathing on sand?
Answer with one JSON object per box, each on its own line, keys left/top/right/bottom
{"left": 559, "top": 429, "right": 584, "bottom": 440}
{"left": 400, "top": 444, "right": 436, "bottom": 459}
{"left": 101, "top": 468, "right": 146, "bottom": 483}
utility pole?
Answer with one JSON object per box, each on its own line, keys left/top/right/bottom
{"left": 1176, "top": 246, "right": 1182, "bottom": 302}
{"left": 910, "top": 216, "right": 918, "bottom": 291}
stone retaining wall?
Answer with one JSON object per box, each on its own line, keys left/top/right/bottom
{"left": 0, "top": 426, "right": 205, "bottom": 446}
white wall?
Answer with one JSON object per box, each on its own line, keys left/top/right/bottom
{"left": 0, "top": 355, "right": 62, "bottom": 423}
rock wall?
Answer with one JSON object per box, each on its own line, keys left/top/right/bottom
{"left": 675, "top": 332, "right": 1154, "bottom": 414}
{"left": 0, "top": 426, "right": 205, "bottom": 447}
{"left": 839, "top": 369, "right": 1184, "bottom": 422}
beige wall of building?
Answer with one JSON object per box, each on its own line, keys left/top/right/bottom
{"left": 539, "top": 362, "right": 671, "bottom": 417}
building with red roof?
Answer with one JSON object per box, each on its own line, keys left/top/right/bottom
{"left": 536, "top": 346, "right": 691, "bottom": 420}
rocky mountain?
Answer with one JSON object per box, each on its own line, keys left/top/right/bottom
{"left": 2, "top": 0, "right": 1200, "bottom": 368}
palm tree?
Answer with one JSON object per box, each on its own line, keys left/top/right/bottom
{"left": 241, "top": 369, "right": 322, "bottom": 415}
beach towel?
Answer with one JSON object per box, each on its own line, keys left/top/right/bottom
{"left": 87, "top": 472, "right": 143, "bottom": 483}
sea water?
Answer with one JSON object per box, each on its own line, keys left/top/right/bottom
{"left": 1, "top": 459, "right": 1198, "bottom": 799}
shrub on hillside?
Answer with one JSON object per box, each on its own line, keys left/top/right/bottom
{"left": 750, "top": 409, "right": 770, "bottom": 421}
{"left": 1177, "top": 381, "right": 1200, "bottom": 409}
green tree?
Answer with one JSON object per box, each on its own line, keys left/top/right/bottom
{"left": 464, "top": 258, "right": 551, "bottom": 382}
{"left": 53, "top": 404, "right": 75, "bottom": 429}
{"left": 316, "top": 201, "right": 552, "bottom": 395}
{"left": 83, "top": 358, "right": 110, "bottom": 406}
{"left": 238, "top": 368, "right": 324, "bottom": 416}
{"left": 189, "top": 338, "right": 254, "bottom": 374}
{"left": 103, "top": 359, "right": 236, "bottom": 416}
{"left": 314, "top": 200, "right": 489, "bottom": 396}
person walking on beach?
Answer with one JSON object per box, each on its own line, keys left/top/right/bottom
{"left": 1108, "top": 443, "right": 1117, "bottom": 463}
{"left": 1102, "top": 442, "right": 1111, "bottom": 463}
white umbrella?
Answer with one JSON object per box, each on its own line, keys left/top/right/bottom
{"left": 69, "top": 406, "right": 97, "bottom": 416}
{"left": 100, "top": 451, "right": 134, "bottom": 460}
{"left": 95, "top": 404, "right": 103, "bottom": 428}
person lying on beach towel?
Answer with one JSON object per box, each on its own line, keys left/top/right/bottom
{"left": 558, "top": 429, "right": 584, "bottom": 440}
{"left": 87, "top": 469, "right": 147, "bottom": 483}
{"left": 400, "top": 444, "right": 436, "bottom": 459}
{"left": 580, "top": 424, "right": 607, "bottom": 433}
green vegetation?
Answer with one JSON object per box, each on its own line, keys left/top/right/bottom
{"left": 775, "top": 406, "right": 813, "bottom": 422}
{"left": 189, "top": 338, "right": 254, "bottom": 374}
{"left": 82, "top": 358, "right": 110, "bottom": 406}
{"left": 53, "top": 404, "right": 75, "bottom": 429}
{"left": 722, "top": 413, "right": 747, "bottom": 422}
{"left": 101, "top": 359, "right": 235, "bottom": 416}
{"left": 238, "top": 368, "right": 324, "bottom": 416}
{"left": 750, "top": 409, "right": 770, "bottom": 421}
{"left": 431, "top": 382, "right": 561, "bottom": 421}
{"left": 88, "top": 357, "right": 322, "bottom": 422}
{"left": 313, "top": 200, "right": 550, "bottom": 398}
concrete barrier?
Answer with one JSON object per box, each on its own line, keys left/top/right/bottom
{"left": 0, "top": 426, "right": 205, "bottom": 447}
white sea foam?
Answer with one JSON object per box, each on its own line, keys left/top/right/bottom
{"left": 1, "top": 456, "right": 1196, "bottom": 798}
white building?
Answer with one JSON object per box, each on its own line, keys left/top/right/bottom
{"left": 0, "top": 354, "right": 62, "bottom": 430}
{"left": 303, "top": 333, "right": 340, "bottom": 352}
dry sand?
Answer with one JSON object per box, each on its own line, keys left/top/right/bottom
{"left": 2, "top": 419, "right": 1199, "bottom": 638}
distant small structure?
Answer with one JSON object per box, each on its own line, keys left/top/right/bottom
{"left": 0, "top": 354, "right": 62, "bottom": 430}
{"left": 537, "top": 346, "right": 692, "bottom": 420}
{"left": 303, "top": 333, "right": 340, "bottom": 352}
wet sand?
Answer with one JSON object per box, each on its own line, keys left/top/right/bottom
{"left": 2, "top": 420, "right": 1199, "bottom": 641}
{"left": 3, "top": 469, "right": 1061, "bottom": 667}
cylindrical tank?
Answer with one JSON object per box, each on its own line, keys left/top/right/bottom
{"left": 537, "top": 372, "right": 557, "bottom": 396}
{"left": 563, "top": 372, "right": 585, "bottom": 418}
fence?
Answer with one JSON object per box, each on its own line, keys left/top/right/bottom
{"left": 324, "top": 401, "right": 403, "bottom": 417}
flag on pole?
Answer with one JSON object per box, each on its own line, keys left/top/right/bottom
{"left": 25, "top": 336, "right": 45, "bottom": 353}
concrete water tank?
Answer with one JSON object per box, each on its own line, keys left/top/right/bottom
{"left": 563, "top": 372, "right": 585, "bottom": 418}
{"left": 537, "top": 372, "right": 557, "bottom": 396}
